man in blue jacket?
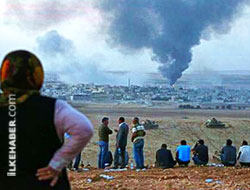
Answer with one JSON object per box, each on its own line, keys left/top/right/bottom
{"left": 113, "top": 117, "right": 129, "bottom": 169}
{"left": 176, "top": 140, "right": 191, "bottom": 166}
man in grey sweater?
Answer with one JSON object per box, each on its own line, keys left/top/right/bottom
{"left": 113, "top": 117, "right": 129, "bottom": 169}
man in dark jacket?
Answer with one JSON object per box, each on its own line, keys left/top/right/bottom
{"left": 220, "top": 139, "right": 237, "bottom": 166}
{"left": 98, "top": 117, "right": 113, "bottom": 169}
{"left": 114, "top": 117, "right": 129, "bottom": 169}
{"left": 155, "top": 144, "right": 176, "bottom": 169}
{"left": 192, "top": 139, "right": 209, "bottom": 166}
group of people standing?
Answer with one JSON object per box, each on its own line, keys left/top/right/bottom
{"left": 98, "top": 117, "right": 146, "bottom": 170}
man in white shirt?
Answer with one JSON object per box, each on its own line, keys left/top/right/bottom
{"left": 237, "top": 140, "right": 250, "bottom": 167}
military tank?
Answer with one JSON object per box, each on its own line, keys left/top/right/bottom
{"left": 142, "top": 120, "right": 159, "bottom": 130}
{"left": 205, "top": 118, "right": 226, "bottom": 128}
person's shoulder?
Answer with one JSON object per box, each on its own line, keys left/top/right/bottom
{"left": 123, "top": 122, "right": 129, "bottom": 127}
{"left": 156, "top": 149, "right": 161, "bottom": 153}
{"left": 39, "top": 95, "right": 56, "bottom": 99}
{"left": 55, "top": 99, "right": 74, "bottom": 110}
{"left": 166, "top": 149, "right": 172, "bottom": 153}
{"left": 199, "top": 144, "right": 207, "bottom": 149}
{"left": 177, "top": 145, "right": 182, "bottom": 150}
{"left": 137, "top": 124, "right": 145, "bottom": 130}
{"left": 245, "top": 146, "right": 250, "bottom": 151}
{"left": 239, "top": 146, "right": 245, "bottom": 151}
{"left": 122, "top": 122, "right": 128, "bottom": 127}
{"left": 33, "top": 95, "right": 56, "bottom": 104}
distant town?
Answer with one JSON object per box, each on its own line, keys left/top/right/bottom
{"left": 41, "top": 73, "right": 250, "bottom": 110}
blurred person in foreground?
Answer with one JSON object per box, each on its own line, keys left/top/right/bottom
{"left": 237, "top": 140, "right": 250, "bottom": 167}
{"left": 192, "top": 139, "right": 209, "bottom": 166}
{"left": 0, "top": 50, "right": 94, "bottom": 190}
{"left": 98, "top": 117, "right": 113, "bottom": 169}
{"left": 220, "top": 139, "right": 237, "bottom": 166}
{"left": 176, "top": 140, "right": 191, "bottom": 167}
{"left": 113, "top": 117, "right": 129, "bottom": 169}
{"left": 155, "top": 144, "right": 176, "bottom": 169}
{"left": 131, "top": 117, "right": 146, "bottom": 170}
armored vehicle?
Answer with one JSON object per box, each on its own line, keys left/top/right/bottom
{"left": 205, "top": 118, "right": 225, "bottom": 128}
{"left": 142, "top": 120, "right": 159, "bottom": 130}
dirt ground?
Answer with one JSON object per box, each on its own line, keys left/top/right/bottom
{"left": 69, "top": 167, "right": 250, "bottom": 190}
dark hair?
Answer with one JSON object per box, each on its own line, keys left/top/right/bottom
{"left": 226, "top": 139, "right": 232, "bottom": 146}
{"left": 242, "top": 140, "right": 248, "bottom": 146}
{"left": 102, "top": 117, "right": 109, "bottom": 123}
{"left": 161, "top": 144, "right": 167, "bottom": 149}
{"left": 181, "top": 140, "right": 187, "bottom": 145}
{"left": 133, "top": 117, "right": 139, "bottom": 123}
{"left": 119, "top": 117, "right": 125, "bottom": 122}
{"left": 198, "top": 139, "right": 204, "bottom": 145}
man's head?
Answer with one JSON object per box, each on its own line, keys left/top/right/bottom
{"left": 118, "top": 117, "right": 125, "bottom": 124}
{"left": 133, "top": 117, "right": 139, "bottom": 125}
{"left": 181, "top": 140, "right": 187, "bottom": 145}
{"left": 226, "top": 139, "right": 232, "bottom": 146}
{"left": 198, "top": 139, "right": 204, "bottom": 145}
{"left": 161, "top": 144, "right": 167, "bottom": 149}
{"left": 242, "top": 140, "right": 248, "bottom": 146}
{"left": 102, "top": 117, "right": 109, "bottom": 126}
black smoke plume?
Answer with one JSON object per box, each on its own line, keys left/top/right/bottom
{"left": 99, "top": 0, "right": 250, "bottom": 85}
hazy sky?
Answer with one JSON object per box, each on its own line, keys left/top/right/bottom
{"left": 0, "top": 0, "right": 249, "bottom": 84}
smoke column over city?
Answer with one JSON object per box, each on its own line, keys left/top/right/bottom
{"left": 99, "top": 0, "right": 250, "bottom": 85}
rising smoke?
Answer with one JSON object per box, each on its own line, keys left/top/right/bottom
{"left": 99, "top": 0, "right": 250, "bottom": 85}
{"left": 36, "top": 30, "right": 110, "bottom": 84}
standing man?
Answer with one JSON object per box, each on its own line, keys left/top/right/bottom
{"left": 113, "top": 117, "right": 129, "bottom": 169}
{"left": 98, "top": 117, "right": 113, "bottom": 169}
{"left": 131, "top": 117, "right": 146, "bottom": 170}
{"left": 72, "top": 152, "right": 82, "bottom": 171}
